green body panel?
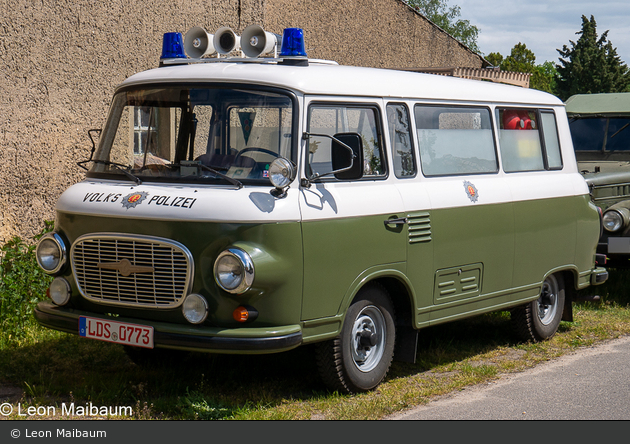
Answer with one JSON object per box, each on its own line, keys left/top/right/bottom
{"left": 512, "top": 197, "right": 577, "bottom": 288}
{"left": 55, "top": 212, "right": 304, "bottom": 329}
{"left": 429, "top": 202, "right": 515, "bottom": 301}
{"left": 300, "top": 213, "right": 407, "bottom": 320}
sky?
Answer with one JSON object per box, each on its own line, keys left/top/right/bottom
{"left": 455, "top": 0, "right": 630, "bottom": 66}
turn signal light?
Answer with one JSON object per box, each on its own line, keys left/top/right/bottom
{"left": 232, "top": 305, "right": 259, "bottom": 323}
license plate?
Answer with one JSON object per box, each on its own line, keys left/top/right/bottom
{"left": 608, "top": 237, "right": 630, "bottom": 254}
{"left": 79, "top": 316, "right": 154, "bottom": 349}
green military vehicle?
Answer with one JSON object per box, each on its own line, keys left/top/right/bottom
{"left": 567, "top": 93, "right": 630, "bottom": 268}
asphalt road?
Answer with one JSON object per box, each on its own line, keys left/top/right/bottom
{"left": 387, "top": 335, "right": 630, "bottom": 420}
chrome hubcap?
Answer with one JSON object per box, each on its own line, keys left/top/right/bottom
{"left": 351, "top": 305, "right": 386, "bottom": 372}
{"left": 537, "top": 275, "right": 559, "bottom": 325}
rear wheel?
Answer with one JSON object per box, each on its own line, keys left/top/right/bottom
{"left": 511, "top": 273, "right": 565, "bottom": 342}
{"left": 316, "top": 283, "right": 396, "bottom": 393}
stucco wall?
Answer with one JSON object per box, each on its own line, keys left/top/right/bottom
{"left": 263, "top": 0, "right": 483, "bottom": 69}
{"left": 0, "top": 0, "right": 482, "bottom": 243}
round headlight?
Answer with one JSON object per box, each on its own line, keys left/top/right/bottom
{"left": 603, "top": 210, "right": 624, "bottom": 232}
{"left": 269, "top": 158, "right": 295, "bottom": 189}
{"left": 213, "top": 248, "right": 254, "bottom": 294}
{"left": 182, "top": 294, "right": 208, "bottom": 324}
{"left": 49, "top": 277, "right": 71, "bottom": 306}
{"left": 36, "top": 233, "right": 67, "bottom": 274}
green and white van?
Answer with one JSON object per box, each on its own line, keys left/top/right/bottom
{"left": 34, "top": 26, "right": 608, "bottom": 393}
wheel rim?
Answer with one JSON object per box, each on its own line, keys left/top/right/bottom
{"left": 351, "top": 305, "right": 386, "bottom": 373}
{"left": 537, "top": 275, "right": 559, "bottom": 326}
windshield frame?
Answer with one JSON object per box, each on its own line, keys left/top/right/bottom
{"left": 87, "top": 82, "right": 300, "bottom": 186}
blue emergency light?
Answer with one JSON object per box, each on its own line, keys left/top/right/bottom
{"left": 279, "top": 28, "right": 307, "bottom": 58}
{"left": 160, "top": 32, "right": 187, "bottom": 59}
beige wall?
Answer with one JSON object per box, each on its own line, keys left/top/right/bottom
{"left": 263, "top": 0, "right": 483, "bottom": 69}
{"left": 0, "top": 0, "right": 482, "bottom": 243}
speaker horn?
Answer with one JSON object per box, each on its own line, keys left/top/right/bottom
{"left": 184, "top": 27, "right": 216, "bottom": 58}
{"left": 214, "top": 27, "right": 241, "bottom": 55}
{"left": 241, "top": 24, "right": 279, "bottom": 58}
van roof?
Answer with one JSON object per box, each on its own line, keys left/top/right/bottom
{"left": 565, "top": 93, "right": 630, "bottom": 116}
{"left": 119, "top": 60, "right": 563, "bottom": 107}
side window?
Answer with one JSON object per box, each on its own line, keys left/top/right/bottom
{"left": 540, "top": 112, "right": 563, "bottom": 169}
{"left": 387, "top": 103, "right": 416, "bottom": 178}
{"left": 414, "top": 105, "right": 497, "bottom": 176}
{"left": 497, "top": 108, "right": 563, "bottom": 172}
{"left": 307, "top": 104, "right": 386, "bottom": 179}
{"left": 496, "top": 109, "right": 544, "bottom": 172}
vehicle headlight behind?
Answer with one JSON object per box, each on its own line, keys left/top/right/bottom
{"left": 213, "top": 248, "right": 254, "bottom": 294}
{"left": 36, "top": 233, "right": 67, "bottom": 274}
{"left": 603, "top": 209, "right": 625, "bottom": 233}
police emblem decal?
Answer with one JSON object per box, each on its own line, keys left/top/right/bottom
{"left": 121, "top": 191, "right": 148, "bottom": 209}
{"left": 463, "top": 181, "right": 479, "bottom": 203}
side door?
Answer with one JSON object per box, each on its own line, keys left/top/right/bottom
{"left": 299, "top": 99, "right": 406, "bottom": 321}
{"left": 409, "top": 103, "right": 516, "bottom": 322}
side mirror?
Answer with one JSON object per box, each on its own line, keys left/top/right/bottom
{"left": 332, "top": 133, "right": 364, "bottom": 180}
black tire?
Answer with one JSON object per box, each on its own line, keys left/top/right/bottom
{"left": 124, "top": 345, "right": 190, "bottom": 368}
{"left": 315, "top": 283, "right": 396, "bottom": 393}
{"left": 511, "top": 273, "right": 565, "bottom": 342}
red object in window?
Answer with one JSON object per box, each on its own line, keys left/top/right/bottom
{"left": 503, "top": 110, "right": 533, "bottom": 130}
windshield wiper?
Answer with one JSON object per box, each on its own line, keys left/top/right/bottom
{"left": 92, "top": 159, "right": 142, "bottom": 185}
{"left": 195, "top": 163, "right": 243, "bottom": 189}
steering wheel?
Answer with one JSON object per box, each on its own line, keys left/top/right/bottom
{"left": 234, "top": 147, "right": 279, "bottom": 162}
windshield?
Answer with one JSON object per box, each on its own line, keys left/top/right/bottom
{"left": 89, "top": 86, "right": 295, "bottom": 185}
{"left": 570, "top": 117, "right": 630, "bottom": 152}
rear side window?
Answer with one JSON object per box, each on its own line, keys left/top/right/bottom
{"left": 387, "top": 103, "right": 416, "bottom": 178}
{"left": 307, "top": 104, "right": 386, "bottom": 179}
{"left": 414, "top": 105, "right": 497, "bottom": 176}
{"left": 497, "top": 108, "right": 563, "bottom": 172}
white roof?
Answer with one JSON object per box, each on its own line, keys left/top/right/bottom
{"left": 119, "top": 60, "right": 563, "bottom": 107}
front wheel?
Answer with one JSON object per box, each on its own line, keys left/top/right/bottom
{"left": 511, "top": 273, "right": 565, "bottom": 342}
{"left": 315, "top": 283, "right": 396, "bottom": 393}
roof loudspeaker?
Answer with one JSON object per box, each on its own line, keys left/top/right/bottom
{"left": 214, "top": 27, "right": 241, "bottom": 55}
{"left": 241, "top": 24, "right": 279, "bottom": 58}
{"left": 184, "top": 27, "right": 217, "bottom": 58}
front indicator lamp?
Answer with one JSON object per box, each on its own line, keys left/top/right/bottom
{"left": 233, "top": 305, "right": 259, "bottom": 323}
{"left": 182, "top": 294, "right": 208, "bottom": 324}
{"left": 214, "top": 248, "right": 255, "bottom": 294}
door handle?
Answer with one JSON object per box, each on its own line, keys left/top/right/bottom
{"left": 384, "top": 217, "right": 407, "bottom": 227}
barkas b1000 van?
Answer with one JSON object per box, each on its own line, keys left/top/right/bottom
{"left": 34, "top": 25, "right": 608, "bottom": 393}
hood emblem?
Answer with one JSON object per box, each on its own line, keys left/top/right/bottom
{"left": 122, "top": 191, "right": 149, "bottom": 209}
{"left": 97, "top": 258, "right": 154, "bottom": 277}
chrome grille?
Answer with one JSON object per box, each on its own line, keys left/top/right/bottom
{"left": 71, "top": 234, "right": 193, "bottom": 308}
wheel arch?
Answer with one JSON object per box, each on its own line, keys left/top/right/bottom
{"left": 338, "top": 267, "right": 416, "bottom": 330}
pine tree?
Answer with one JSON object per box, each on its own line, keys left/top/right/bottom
{"left": 556, "top": 15, "right": 630, "bottom": 101}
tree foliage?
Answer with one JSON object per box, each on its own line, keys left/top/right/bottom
{"left": 555, "top": 15, "right": 630, "bottom": 101}
{"left": 486, "top": 43, "right": 557, "bottom": 94}
{"left": 406, "top": 0, "right": 480, "bottom": 53}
